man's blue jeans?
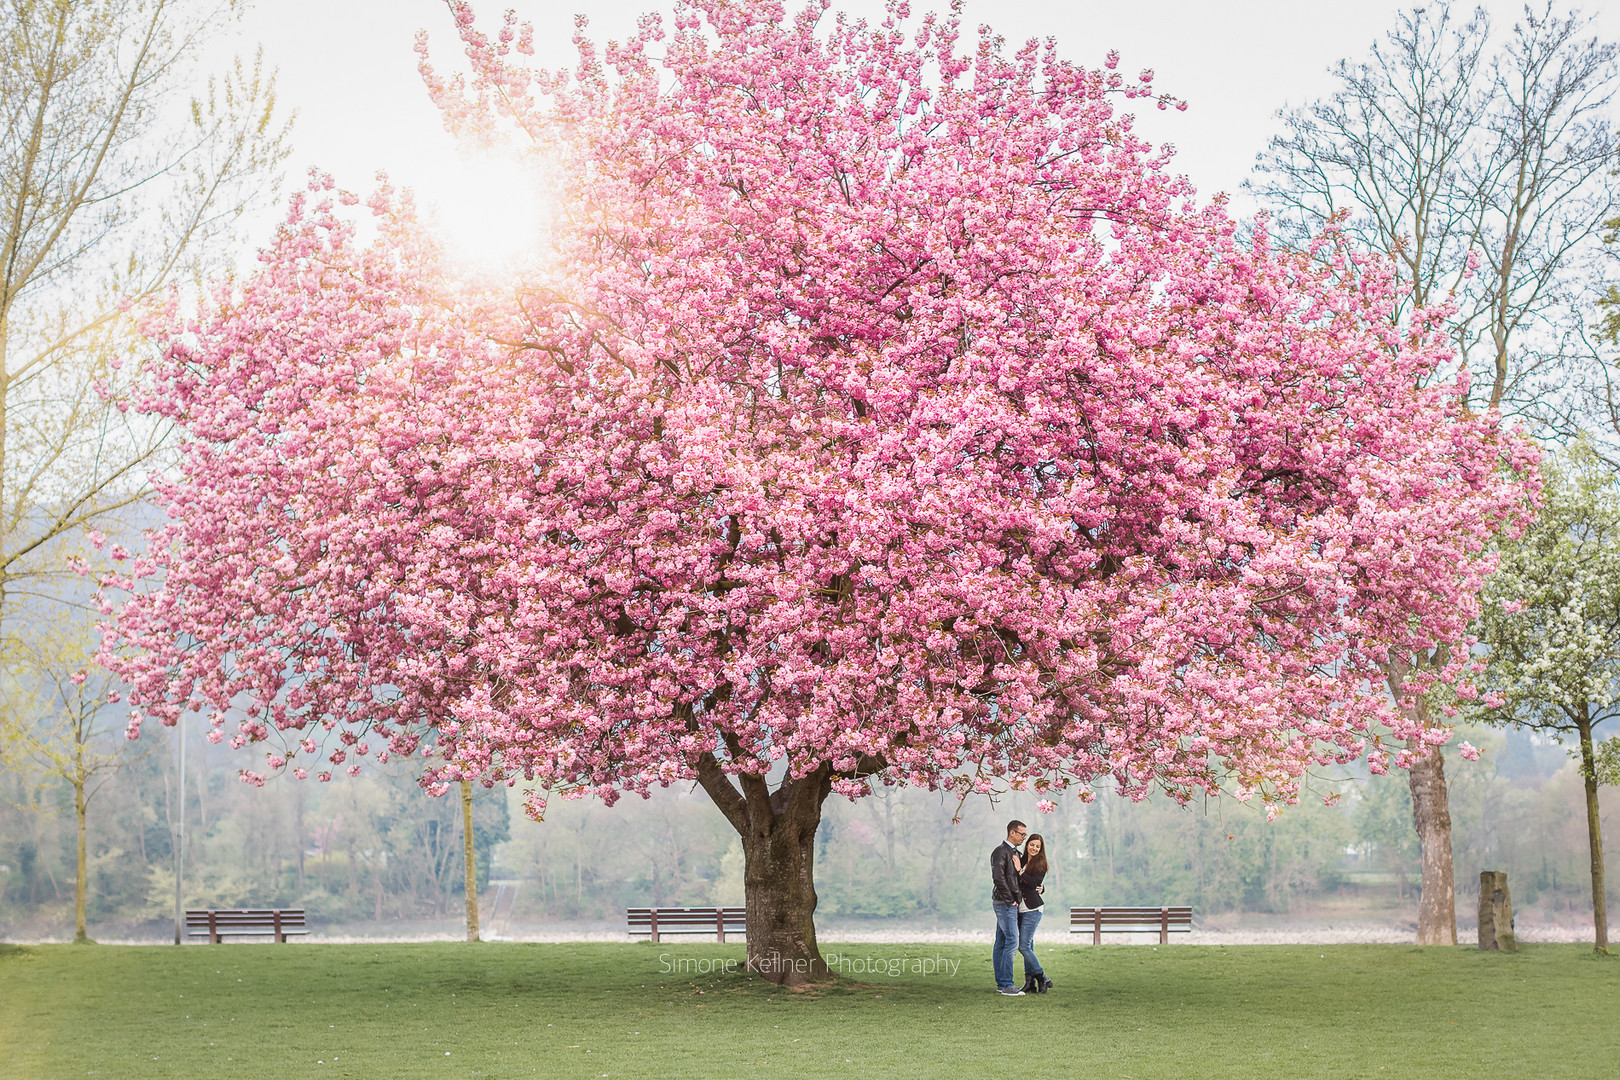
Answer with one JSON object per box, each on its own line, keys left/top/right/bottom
{"left": 1017, "top": 908, "right": 1044, "bottom": 979}
{"left": 992, "top": 902, "right": 1020, "bottom": 989}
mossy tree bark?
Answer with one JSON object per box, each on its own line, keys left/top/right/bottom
{"left": 1386, "top": 654, "right": 1457, "bottom": 945}
{"left": 696, "top": 753, "right": 856, "bottom": 986}
{"left": 1407, "top": 743, "right": 1458, "bottom": 945}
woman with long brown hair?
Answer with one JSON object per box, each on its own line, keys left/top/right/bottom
{"left": 1016, "top": 833, "right": 1053, "bottom": 994}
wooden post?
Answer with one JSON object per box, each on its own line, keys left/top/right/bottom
{"left": 716, "top": 908, "right": 726, "bottom": 943}
{"left": 1478, "top": 870, "right": 1517, "bottom": 952}
{"left": 650, "top": 910, "right": 660, "bottom": 944}
{"left": 174, "top": 716, "right": 187, "bottom": 946}
{"left": 273, "top": 909, "right": 284, "bottom": 944}
{"left": 207, "top": 909, "right": 218, "bottom": 945}
{"left": 1093, "top": 908, "right": 1102, "bottom": 946}
{"left": 461, "top": 780, "right": 480, "bottom": 943}
{"left": 1160, "top": 906, "right": 1169, "bottom": 945}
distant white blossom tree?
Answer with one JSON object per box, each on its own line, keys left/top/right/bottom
{"left": 1470, "top": 438, "right": 1618, "bottom": 954}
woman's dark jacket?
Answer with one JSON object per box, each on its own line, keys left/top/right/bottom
{"left": 1018, "top": 864, "right": 1045, "bottom": 910}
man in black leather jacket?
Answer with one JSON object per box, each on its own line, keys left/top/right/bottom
{"left": 991, "top": 820, "right": 1027, "bottom": 994}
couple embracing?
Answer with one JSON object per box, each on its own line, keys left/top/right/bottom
{"left": 990, "top": 819, "right": 1052, "bottom": 996}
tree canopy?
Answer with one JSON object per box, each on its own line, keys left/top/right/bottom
{"left": 105, "top": 0, "right": 1536, "bottom": 981}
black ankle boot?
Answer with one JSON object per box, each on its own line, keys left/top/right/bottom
{"left": 1037, "top": 974, "right": 1053, "bottom": 993}
{"left": 1020, "top": 972, "right": 1037, "bottom": 994}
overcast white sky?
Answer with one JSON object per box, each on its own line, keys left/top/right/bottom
{"left": 217, "top": 0, "right": 1620, "bottom": 261}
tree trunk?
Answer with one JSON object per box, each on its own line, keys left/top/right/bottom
{"left": 1384, "top": 655, "right": 1457, "bottom": 945}
{"left": 696, "top": 754, "right": 834, "bottom": 986}
{"left": 461, "top": 779, "right": 480, "bottom": 942}
{"left": 73, "top": 771, "right": 90, "bottom": 944}
{"left": 739, "top": 805, "right": 825, "bottom": 985}
{"left": 1407, "top": 743, "right": 1457, "bottom": 944}
{"left": 1576, "top": 711, "right": 1610, "bottom": 956}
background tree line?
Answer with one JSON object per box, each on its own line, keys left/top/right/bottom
{"left": 0, "top": 717, "right": 509, "bottom": 934}
{"left": 2, "top": 718, "right": 1612, "bottom": 937}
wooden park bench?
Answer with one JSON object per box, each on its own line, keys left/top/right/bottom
{"left": 626, "top": 906, "right": 746, "bottom": 944}
{"left": 185, "top": 908, "right": 310, "bottom": 943}
{"left": 1069, "top": 906, "right": 1193, "bottom": 945}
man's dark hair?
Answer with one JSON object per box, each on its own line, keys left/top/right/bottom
{"left": 1006, "top": 820, "right": 1026, "bottom": 836}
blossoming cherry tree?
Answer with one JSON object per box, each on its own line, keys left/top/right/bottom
{"left": 106, "top": 0, "right": 1535, "bottom": 983}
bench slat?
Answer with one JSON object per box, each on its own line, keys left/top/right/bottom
{"left": 183, "top": 920, "right": 308, "bottom": 928}
{"left": 1068, "top": 907, "right": 1193, "bottom": 918}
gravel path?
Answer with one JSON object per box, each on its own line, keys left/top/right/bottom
{"left": 297, "top": 920, "right": 1601, "bottom": 947}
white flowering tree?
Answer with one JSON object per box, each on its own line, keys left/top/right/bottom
{"left": 1471, "top": 438, "right": 1619, "bottom": 954}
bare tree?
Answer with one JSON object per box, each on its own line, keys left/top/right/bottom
{"left": 0, "top": 0, "right": 289, "bottom": 649}
{"left": 1248, "top": 2, "right": 1620, "bottom": 945}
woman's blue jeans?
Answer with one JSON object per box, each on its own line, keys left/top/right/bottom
{"left": 1018, "top": 908, "right": 1044, "bottom": 979}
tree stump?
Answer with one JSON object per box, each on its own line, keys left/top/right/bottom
{"left": 1478, "top": 870, "right": 1517, "bottom": 952}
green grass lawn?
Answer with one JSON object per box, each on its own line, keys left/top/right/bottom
{"left": 1, "top": 940, "right": 1614, "bottom": 1079}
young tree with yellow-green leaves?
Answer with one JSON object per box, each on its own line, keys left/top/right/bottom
{"left": 0, "top": 619, "right": 147, "bottom": 942}
{"left": 1, "top": 0, "right": 287, "bottom": 939}
{"left": 0, "top": 0, "right": 288, "bottom": 648}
